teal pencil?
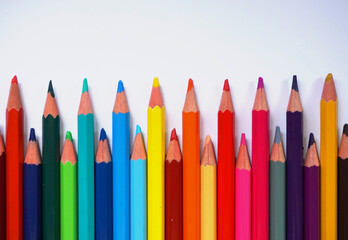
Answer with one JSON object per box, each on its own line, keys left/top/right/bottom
{"left": 78, "top": 78, "right": 95, "bottom": 240}
{"left": 270, "top": 126, "right": 286, "bottom": 240}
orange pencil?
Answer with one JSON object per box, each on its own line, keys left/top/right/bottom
{"left": 183, "top": 79, "right": 200, "bottom": 240}
{"left": 6, "top": 75, "right": 24, "bottom": 240}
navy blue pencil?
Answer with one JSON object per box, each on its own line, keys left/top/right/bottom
{"left": 95, "top": 128, "right": 113, "bottom": 240}
{"left": 24, "top": 128, "right": 42, "bottom": 240}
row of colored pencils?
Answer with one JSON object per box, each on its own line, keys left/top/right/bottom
{"left": 0, "top": 74, "right": 347, "bottom": 240}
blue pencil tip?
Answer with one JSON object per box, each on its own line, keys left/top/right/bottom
{"left": 100, "top": 128, "right": 107, "bottom": 141}
{"left": 274, "top": 126, "right": 281, "bottom": 144}
{"left": 117, "top": 80, "right": 124, "bottom": 93}
{"left": 135, "top": 125, "right": 141, "bottom": 135}
{"left": 29, "top": 128, "right": 36, "bottom": 141}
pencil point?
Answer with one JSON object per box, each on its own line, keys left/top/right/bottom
{"left": 205, "top": 135, "right": 211, "bottom": 145}
{"left": 257, "top": 77, "right": 264, "bottom": 89}
{"left": 117, "top": 80, "right": 124, "bottom": 93}
{"left": 153, "top": 77, "right": 159, "bottom": 87}
{"left": 170, "top": 128, "right": 178, "bottom": 141}
{"left": 223, "top": 79, "right": 230, "bottom": 91}
{"left": 29, "top": 128, "right": 36, "bottom": 141}
{"left": 241, "top": 133, "right": 246, "bottom": 146}
{"left": 100, "top": 128, "right": 107, "bottom": 141}
{"left": 343, "top": 124, "right": 348, "bottom": 137}
{"left": 325, "top": 73, "right": 333, "bottom": 82}
{"left": 308, "top": 133, "right": 315, "bottom": 148}
{"left": 82, "top": 78, "right": 89, "bottom": 93}
{"left": 292, "top": 75, "right": 298, "bottom": 92}
{"left": 274, "top": 126, "right": 281, "bottom": 144}
{"left": 187, "top": 78, "right": 194, "bottom": 92}
{"left": 12, "top": 75, "right": 18, "bottom": 84}
{"left": 65, "top": 131, "right": 73, "bottom": 142}
{"left": 135, "top": 125, "right": 141, "bottom": 135}
{"left": 48, "top": 80, "right": 55, "bottom": 97}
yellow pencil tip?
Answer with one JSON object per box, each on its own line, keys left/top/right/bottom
{"left": 325, "top": 73, "right": 333, "bottom": 82}
{"left": 153, "top": 77, "right": 159, "bottom": 87}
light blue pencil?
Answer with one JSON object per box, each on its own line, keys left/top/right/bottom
{"left": 78, "top": 78, "right": 95, "bottom": 240}
{"left": 113, "top": 80, "right": 130, "bottom": 240}
{"left": 130, "top": 125, "right": 147, "bottom": 240}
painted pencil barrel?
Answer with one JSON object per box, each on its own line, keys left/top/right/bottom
{"left": 60, "top": 162, "right": 77, "bottom": 240}
{"left": 235, "top": 169, "right": 251, "bottom": 240}
{"left": 24, "top": 164, "right": 41, "bottom": 240}
{"left": 270, "top": 161, "right": 286, "bottom": 240}
{"left": 96, "top": 162, "right": 113, "bottom": 240}
{"left": 304, "top": 166, "right": 319, "bottom": 240}
{"left": 338, "top": 157, "right": 348, "bottom": 240}
{"left": 78, "top": 114, "right": 95, "bottom": 240}
{"left": 113, "top": 112, "right": 130, "bottom": 240}
{"left": 130, "top": 159, "right": 147, "bottom": 240}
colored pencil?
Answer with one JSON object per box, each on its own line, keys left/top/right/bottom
{"left": 6, "top": 75, "right": 24, "bottom": 240}
{"left": 339, "top": 124, "right": 348, "bottom": 240}
{"left": 304, "top": 133, "right": 319, "bottom": 240}
{"left": 78, "top": 78, "right": 95, "bottom": 240}
{"left": 113, "top": 80, "right": 130, "bottom": 240}
{"left": 60, "top": 131, "right": 77, "bottom": 240}
{"left": 218, "top": 79, "right": 235, "bottom": 240}
{"left": 235, "top": 133, "right": 251, "bottom": 240}
{"left": 96, "top": 128, "right": 113, "bottom": 240}
{"left": 286, "top": 76, "right": 303, "bottom": 240}
{"left": 201, "top": 136, "right": 217, "bottom": 240}
{"left": 165, "top": 128, "right": 183, "bottom": 240}
{"left": 251, "top": 77, "right": 269, "bottom": 240}
{"left": 24, "top": 128, "right": 41, "bottom": 240}
{"left": 42, "top": 80, "right": 60, "bottom": 239}
{"left": 147, "top": 77, "right": 165, "bottom": 240}
{"left": 320, "top": 73, "right": 337, "bottom": 240}
{"left": 0, "top": 132, "right": 5, "bottom": 239}
{"left": 270, "top": 126, "right": 286, "bottom": 240}
{"left": 183, "top": 79, "right": 200, "bottom": 240}
{"left": 130, "top": 125, "right": 147, "bottom": 240}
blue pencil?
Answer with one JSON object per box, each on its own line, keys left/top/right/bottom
{"left": 113, "top": 80, "right": 130, "bottom": 240}
{"left": 130, "top": 125, "right": 147, "bottom": 240}
{"left": 96, "top": 128, "right": 113, "bottom": 240}
{"left": 24, "top": 128, "right": 42, "bottom": 240}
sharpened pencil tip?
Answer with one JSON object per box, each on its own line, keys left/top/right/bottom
{"left": 292, "top": 75, "right": 299, "bottom": 91}
{"left": 29, "top": 128, "right": 36, "bottom": 141}
{"left": 187, "top": 78, "right": 194, "bottom": 92}
{"left": 153, "top": 77, "right": 159, "bottom": 87}
{"left": 241, "top": 133, "right": 246, "bottom": 146}
{"left": 343, "top": 124, "right": 348, "bottom": 137}
{"left": 117, "top": 80, "right": 124, "bottom": 93}
{"left": 48, "top": 80, "right": 55, "bottom": 97}
{"left": 65, "top": 131, "right": 73, "bottom": 142}
{"left": 223, "top": 79, "right": 230, "bottom": 91}
{"left": 82, "top": 78, "right": 89, "bottom": 93}
{"left": 135, "top": 125, "right": 141, "bottom": 135}
{"left": 274, "top": 126, "right": 281, "bottom": 144}
{"left": 257, "top": 77, "right": 264, "bottom": 89}
{"left": 170, "top": 128, "right": 178, "bottom": 141}
{"left": 12, "top": 75, "right": 18, "bottom": 84}
{"left": 205, "top": 135, "right": 211, "bottom": 145}
{"left": 308, "top": 133, "right": 315, "bottom": 148}
{"left": 325, "top": 73, "right": 333, "bottom": 82}
{"left": 100, "top": 128, "right": 107, "bottom": 141}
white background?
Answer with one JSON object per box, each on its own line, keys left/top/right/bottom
{"left": 0, "top": 0, "right": 348, "bottom": 159}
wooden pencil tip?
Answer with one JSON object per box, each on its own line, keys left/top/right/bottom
{"left": 187, "top": 78, "right": 194, "bottom": 92}
{"left": 170, "top": 128, "right": 178, "bottom": 141}
{"left": 29, "top": 128, "right": 36, "bottom": 141}
{"left": 48, "top": 80, "right": 55, "bottom": 97}
{"left": 11, "top": 75, "right": 18, "bottom": 84}
{"left": 153, "top": 77, "right": 159, "bottom": 87}
{"left": 274, "top": 126, "right": 281, "bottom": 144}
{"left": 117, "top": 80, "right": 124, "bottom": 93}
{"left": 257, "top": 77, "right": 264, "bottom": 89}
{"left": 343, "top": 124, "right": 348, "bottom": 137}
{"left": 325, "top": 73, "right": 333, "bottom": 82}
{"left": 82, "top": 78, "right": 89, "bottom": 93}
{"left": 292, "top": 75, "right": 299, "bottom": 92}
{"left": 205, "top": 135, "right": 211, "bottom": 145}
{"left": 100, "top": 128, "right": 107, "bottom": 141}
{"left": 223, "top": 79, "right": 230, "bottom": 91}
{"left": 308, "top": 133, "right": 315, "bottom": 148}
{"left": 65, "top": 131, "right": 73, "bottom": 142}
{"left": 135, "top": 125, "right": 141, "bottom": 135}
{"left": 240, "top": 133, "right": 246, "bottom": 146}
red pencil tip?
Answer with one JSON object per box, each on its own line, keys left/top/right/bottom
{"left": 241, "top": 133, "right": 246, "bottom": 146}
{"left": 257, "top": 77, "right": 264, "bottom": 89}
{"left": 170, "top": 128, "right": 178, "bottom": 141}
{"left": 223, "top": 79, "right": 230, "bottom": 91}
{"left": 11, "top": 75, "right": 18, "bottom": 84}
{"left": 187, "top": 79, "right": 194, "bottom": 92}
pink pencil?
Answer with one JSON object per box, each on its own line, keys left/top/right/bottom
{"left": 235, "top": 133, "right": 251, "bottom": 240}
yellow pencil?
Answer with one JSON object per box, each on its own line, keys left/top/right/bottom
{"left": 147, "top": 77, "right": 165, "bottom": 239}
{"left": 320, "top": 73, "right": 337, "bottom": 240}
{"left": 201, "top": 135, "right": 217, "bottom": 240}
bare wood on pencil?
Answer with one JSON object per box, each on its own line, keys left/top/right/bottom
{"left": 236, "top": 134, "right": 251, "bottom": 170}
{"left": 166, "top": 129, "right": 181, "bottom": 163}
{"left": 24, "top": 141, "right": 41, "bottom": 165}
{"left": 61, "top": 139, "right": 77, "bottom": 165}
{"left": 131, "top": 132, "right": 146, "bottom": 161}
{"left": 287, "top": 79, "right": 303, "bottom": 112}
{"left": 43, "top": 94, "right": 59, "bottom": 118}
{"left": 7, "top": 76, "right": 22, "bottom": 111}
{"left": 321, "top": 73, "right": 337, "bottom": 102}
{"left": 0, "top": 133, "right": 4, "bottom": 154}
{"left": 219, "top": 79, "right": 234, "bottom": 113}
{"left": 253, "top": 78, "right": 269, "bottom": 111}
{"left": 183, "top": 79, "right": 199, "bottom": 113}
{"left": 149, "top": 77, "right": 164, "bottom": 108}
{"left": 201, "top": 136, "right": 216, "bottom": 167}
{"left": 78, "top": 92, "right": 93, "bottom": 115}
{"left": 113, "top": 92, "right": 129, "bottom": 114}
{"left": 339, "top": 126, "right": 348, "bottom": 159}
{"left": 96, "top": 138, "right": 111, "bottom": 164}
{"left": 305, "top": 134, "right": 319, "bottom": 167}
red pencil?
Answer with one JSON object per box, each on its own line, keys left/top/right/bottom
{"left": 6, "top": 75, "right": 24, "bottom": 240}
{"left": 252, "top": 77, "right": 269, "bottom": 240}
{"left": 218, "top": 79, "right": 235, "bottom": 240}
{"left": 165, "top": 128, "right": 183, "bottom": 240}
{"left": 0, "top": 133, "right": 5, "bottom": 239}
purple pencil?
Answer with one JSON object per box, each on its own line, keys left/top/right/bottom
{"left": 286, "top": 76, "right": 303, "bottom": 240}
{"left": 304, "top": 133, "right": 319, "bottom": 240}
